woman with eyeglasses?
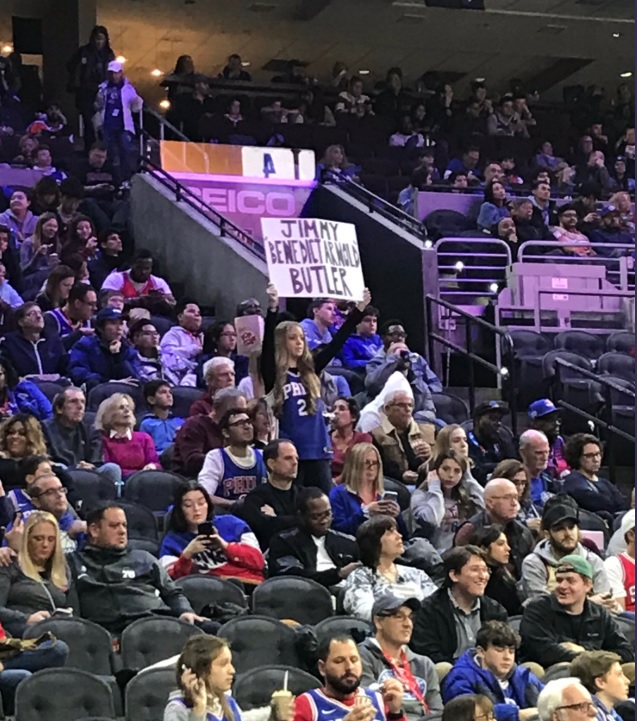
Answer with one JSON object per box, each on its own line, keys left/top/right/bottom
{"left": 196, "top": 320, "right": 249, "bottom": 387}
{"left": 330, "top": 397, "right": 371, "bottom": 482}
{"left": 343, "top": 515, "right": 437, "bottom": 621}
{"left": 159, "top": 481, "right": 265, "bottom": 586}
{"left": 329, "top": 443, "right": 406, "bottom": 536}
{"left": 441, "top": 694, "right": 495, "bottom": 721}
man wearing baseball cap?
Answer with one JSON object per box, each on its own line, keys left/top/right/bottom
{"left": 521, "top": 497, "right": 611, "bottom": 603}
{"left": 528, "top": 399, "right": 568, "bottom": 479}
{"left": 467, "top": 400, "right": 518, "bottom": 485}
{"left": 519, "top": 553, "right": 634, "bottom": 669}
{"left": 589, "top": 204, "right": 634, "bottom": 257}
{"left": 359, "top": 595, "right": 443, "bottom": 721}
{"left": 604, "top": 510, "right": 635, "bottom": 613}
{"left": 68, "top": 307, "right": 142, "bottom": 389}
{"left": 95, "top": 59, "right": 143, "bottom": 181}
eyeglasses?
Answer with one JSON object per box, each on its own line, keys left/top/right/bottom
{"left": 307, "top": 510, "right": 332, "bottom": 521}
{"left": 556, "top": 702, "right": 596, "bottom": 714}
{"left": 228, "top": 420, "right": 252, "bottom": 429}
{"left": 582, "top": 451, "right": 602, "bottom": 459}
{"left": 490, "top": 494, "right": 519, "bottom": 502}
{"left": 34, "top": 487, "right": 68, "bottom": 498}
{"left": 363, "top": 460, "right": 380, "bottom": 469}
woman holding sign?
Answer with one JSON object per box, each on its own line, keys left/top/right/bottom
{"left": 261, "top": 283, "right": 371, "bottom": 494}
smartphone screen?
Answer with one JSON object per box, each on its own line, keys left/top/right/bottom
{"left": 198, "top": 521, "right": 216, "bottom": 536}
{"left": 382, "top": 491, "right": 399, "bottom": 503}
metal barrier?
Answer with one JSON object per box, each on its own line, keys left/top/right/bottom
{"left": 434, "top": 237, "right": 512, "bottom": 299}
{"left": 555, "top": 357, "right": 634, "bottom": 479}
{"left": 139, "top": 157, "right": 265, "bottom": 260}
{"left": 424, "top": 294, "right": 518, "bottom": 435}
{"left": 321, "top": 170, "right": 427, "bottom": 242}
{"left": 518, "top": 240, "right": 635, "bottom": 292}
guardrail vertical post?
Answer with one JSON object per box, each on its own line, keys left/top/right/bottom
{"left": 505, "top": 335, "right": 518, "bottom": 438}
{"left": 465, "top": 319, "right": 476, "bottom": 416}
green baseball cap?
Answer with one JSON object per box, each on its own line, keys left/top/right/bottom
{"left": 556, "top": 554, "right": 593, "bottom": 580}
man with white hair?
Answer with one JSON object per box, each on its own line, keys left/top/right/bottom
{"left": 537, "top": 678, "right": 597, "bottom": 721}
{"left": 370, "top": 389, "right": 434, "bottom": 484}
{"left": 455, "top": 477, "right": 534, "bottom": 578}
{"left": 519, "top": 429, "right": 556, "bottom": 509}
{"left": 189, "top": 357, "right": 235, "bottom": 417}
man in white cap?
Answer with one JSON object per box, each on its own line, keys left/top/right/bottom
{"left": 604, "top": 510, "right": 635, "bottom": 613}
{"left": 94, "top": 60, "right": 143, "bottom": 181}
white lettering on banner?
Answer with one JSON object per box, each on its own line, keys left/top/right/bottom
{"left": 261, "top": 218, "right": 365, "bottom": 301}
{"left": 195, "top": 188, "right": 296, "bottom": 216}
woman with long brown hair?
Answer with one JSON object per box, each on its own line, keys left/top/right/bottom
{"left": 35, "top": 264, "right": 76, "bottom": 312}
{"left": 165, "top": 635, "right": 241, "bottom": 721}
{"left": 411, "top": 449, "right": 484, "bottom": 553}
{"left": 261, "top": 283, "right": 370, "bottom": 493}
{"left": 20, "top": 213, "right": 61, "bottom": 289}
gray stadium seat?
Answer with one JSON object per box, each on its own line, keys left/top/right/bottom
{"left": 251, "top": 576, "right": 333, "bottom": 625}
{"left": 120, "top": 617, "right": 203, "bottom": 671}
{"left": 233, "top": 665, "right": 320, "bottom": 710}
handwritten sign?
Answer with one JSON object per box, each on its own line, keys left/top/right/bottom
{"left": 261, "top": 218, "right": 364, "bottom": 301}
{"left": 234, "top": 315, "right": 264, "bottom": 355}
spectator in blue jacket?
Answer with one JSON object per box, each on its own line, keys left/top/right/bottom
{"left": 477, "top": 181, "right": 510, "bottom": 232}
{"left": 68, "top": 306, "right": 141, "bottom": 389}
{"left": 300, "top": 298, "right": 337, "bottom": 351}
{"left": 329, "top": 442, "right": 407, "bottom": 537}
{"left": 443, "top": 621, "right": 544, "bottom": 721}
{"left": 562, "top": 434, "right": 628, "bottom": 517}
{"left": 139, "top": 380, "right": 184, "bottom": 455}
{"left": 340, "top": 305, "right": 382, "bottom": 371}
{"left": 0, "top": 302, "right": 67, "bottom": 380}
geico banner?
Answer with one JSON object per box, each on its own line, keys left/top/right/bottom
{"left": 174, "top": 176, "right": 314, "bottom": 239}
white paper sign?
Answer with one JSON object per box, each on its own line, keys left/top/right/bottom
{"left": 234, "top": 315, "right": 264, "bottom": 355}
{"left": 261, "top": 218, "right": 364, "bottom": 301}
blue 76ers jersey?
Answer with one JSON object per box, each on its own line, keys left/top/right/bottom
{"left": 277, "top": 371, "right": 332, "bottom": 461}
{"left": 300, "top": 688, "right": 385, "bottom": 721}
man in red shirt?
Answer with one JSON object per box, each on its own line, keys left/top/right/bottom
{"left": 294, "top": 635, "right": 406, "bottom": 721}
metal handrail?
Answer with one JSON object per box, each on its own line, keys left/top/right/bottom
{"left": 139, "top": 156, "right": 265, "bottom": 260}
{"left": 321, "top": 170, "right": 428, "bottom": 241}
{"left": 424, "top": 294, "right": 517, "bottom": 434}
{"left": 554, "top": 357, "right": 634, "bottom": 480}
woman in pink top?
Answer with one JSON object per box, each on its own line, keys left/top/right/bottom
{"left": 95, "top": 392, "right": 160, "bottom": 478}
{"left": 330, "top": 397, "right": 371, "bottom": 481}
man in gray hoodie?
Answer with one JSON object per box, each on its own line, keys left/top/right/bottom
{"left": 359, "top": 594, "right": 443, "bottom": 721}
{"left": 521, "top": 500, "right": 612, "bottom": 607}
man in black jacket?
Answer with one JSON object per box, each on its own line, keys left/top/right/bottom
{"left": 466, "top": 401, "right": 518, "bottom": 485}
{"left": 519, "top": 554, "right": 634, "bottom": 670}
{"left": 67, "top": 503, "right": 210, "bottom": 635}
{"left": 410, "top": 546, "right": 507, "bottom": 666}
{"left": 268, "top": 488, "right": 360, "bottom": 590}
{"left": 455, "top": 478, "right": 535, "bottom": 579}
{"left": 239, "top": 439, "right": 300, "bottom": 550}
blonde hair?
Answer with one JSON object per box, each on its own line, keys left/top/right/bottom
{"left": 341, "top": 442, "right": 384, "bottom": 496}
{"left": 20, "top": 511, "right": 68, "bottom": 589}
{"left": 0, "top": 414, "right": 47, "bottom": 457}
{"left": 272, "top": 321, "right": 321, "bottom": 417}
{"left": 434, "top": 424, "right": 472, "bottom": 464}
{"left": 94, "top": 393, "right": 135, "bottom": 432}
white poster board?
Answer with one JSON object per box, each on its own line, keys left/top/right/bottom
{"left": 261, "top": 218, "right": 364, "bottom": 301}
{"left": 234, "top": 315, "right": 264, "bottom": 355}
